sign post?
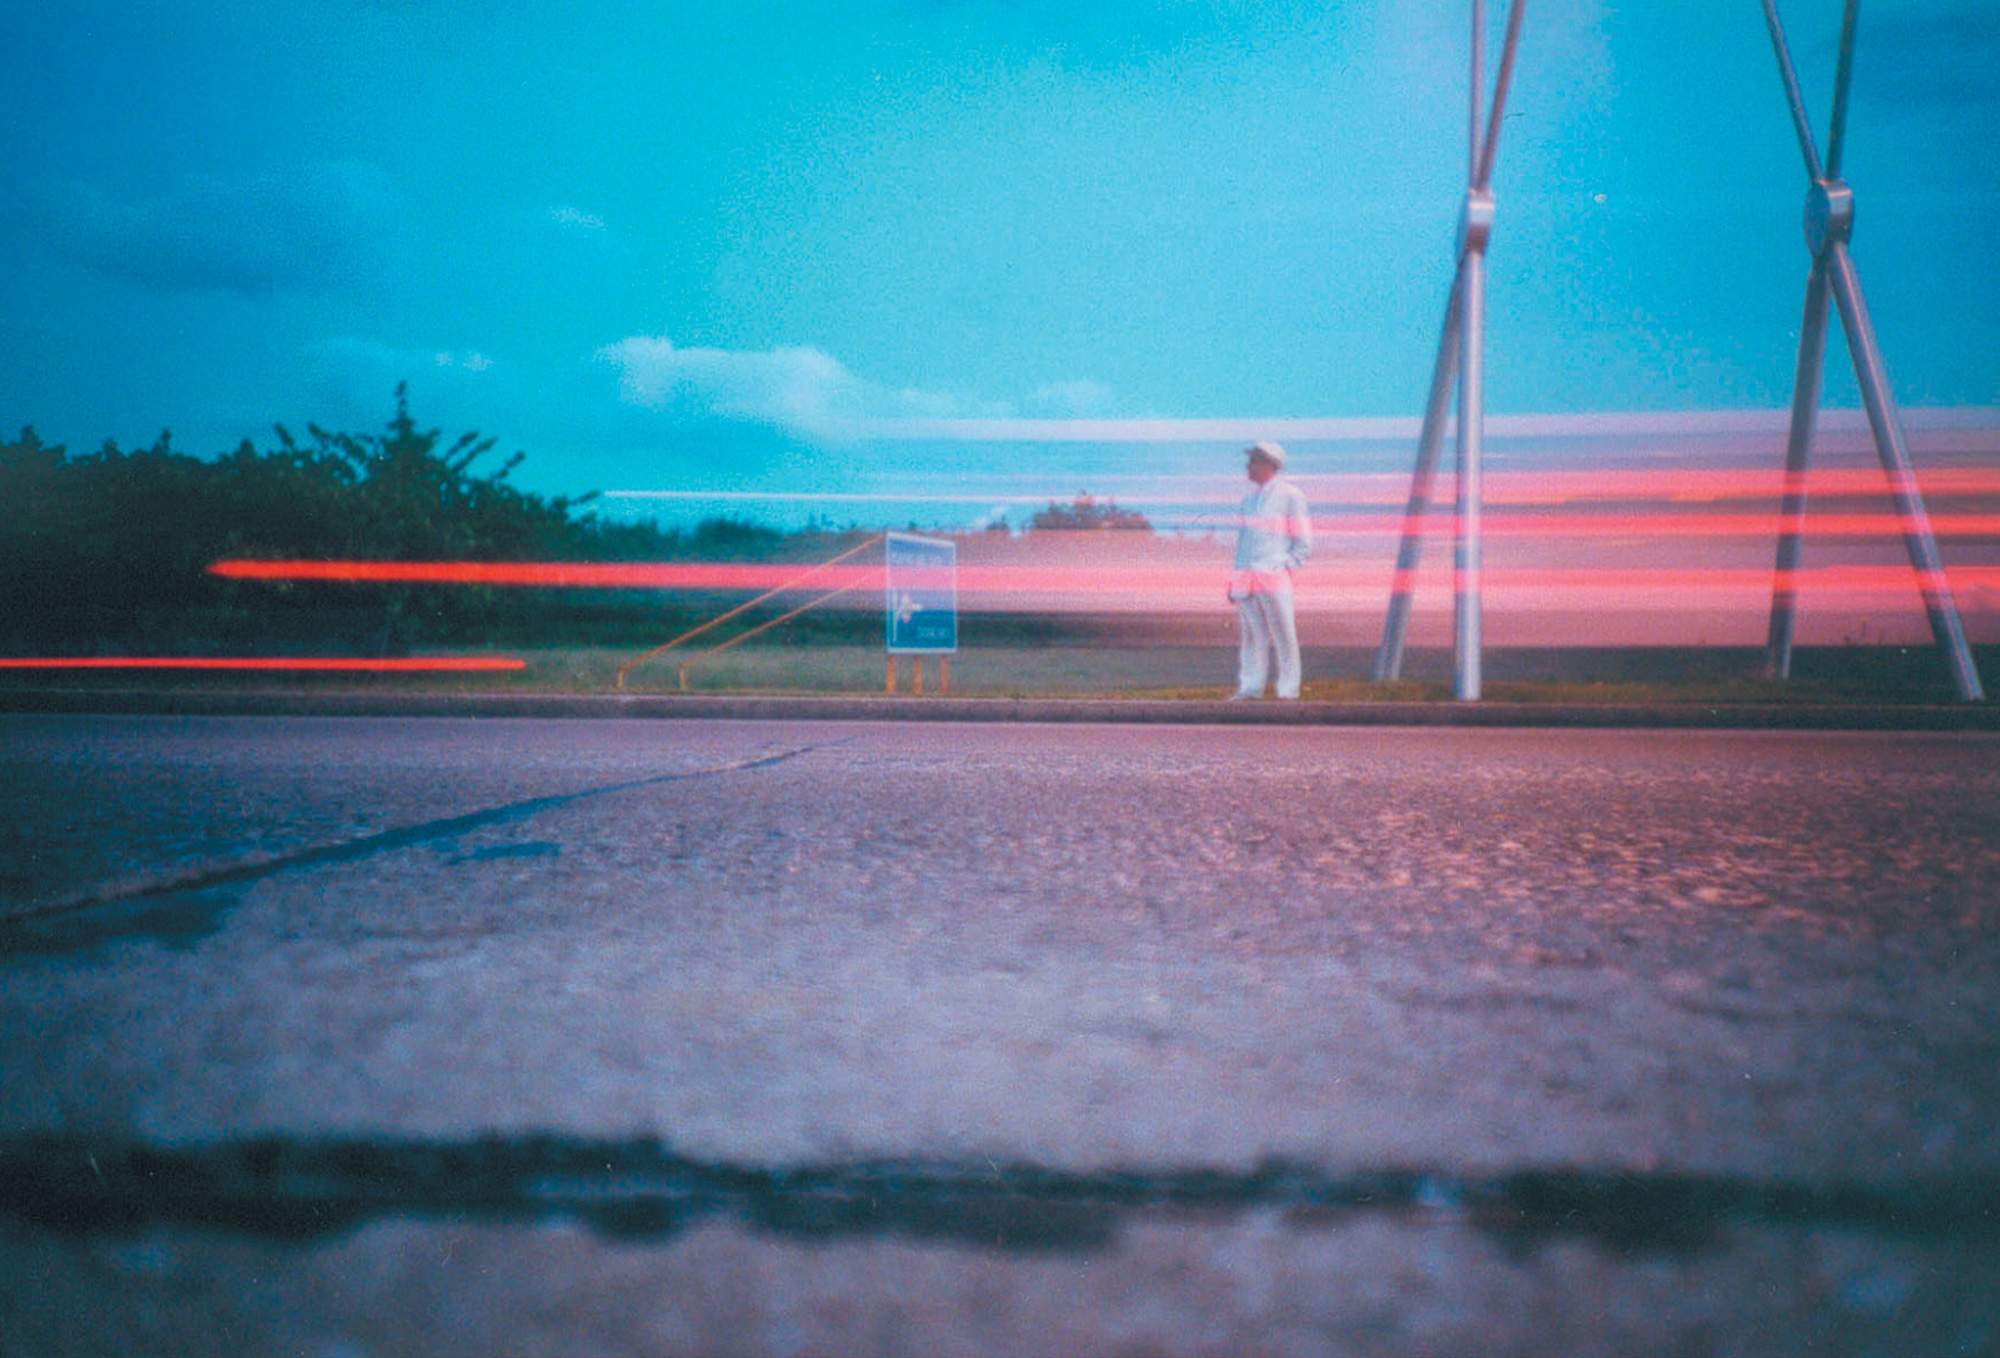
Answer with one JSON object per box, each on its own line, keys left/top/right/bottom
{"left": 884, "top": 532, "right": 958, "bottom": 694}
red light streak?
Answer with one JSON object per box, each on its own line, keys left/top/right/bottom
{"left": 1320, "top": 467, "right": 2000, "bottom": 505}
{"left": 209, "top": 508, "right": 2000, "bottom": 595}
{"left": 205, "top": 451, "right": 2000, "bottom": 630}
{"left": 201, "top": 559, "right": 2000, "bottom": 600}
{"left": 1337, "top": 512, "right": 2000, "bottom": 540}
{"left": 0, "top": 657, "right": 527, "bottom": 671}
{"left": 211, "top": 559, "right": 884, "bottom": 589}
{"left": 1400, "top": 566, "right": 1999, "bottom": 592}
{"left": 209, "top": 559, "right": 788, "bottom": 588}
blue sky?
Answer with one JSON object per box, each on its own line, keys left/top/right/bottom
{"left": 3, "top": 0, "right": 1995, "bottom": 527}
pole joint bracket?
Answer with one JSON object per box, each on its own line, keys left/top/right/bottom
{"left": 1804, "top": 178, "right": 1853, "bottom": 257}
{"left": 1457, "top": 189, "right": 1496, "bottom": 256}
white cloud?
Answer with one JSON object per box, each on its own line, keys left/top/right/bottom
{"left": 593, "top": 335, "right": 1016, "bottom": 441}
{"left": 549, "top": 204, "right": 607, "bottom": 233}
{"left": 302, "top": 336, "right": 511, "bottom": 436}
{"left": 1025, "top": 379, "right": 1118, "bottom": 418}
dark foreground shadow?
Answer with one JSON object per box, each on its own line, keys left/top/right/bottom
{"left": 2, "top": 1132, "right": 1995, "bottom": 1258}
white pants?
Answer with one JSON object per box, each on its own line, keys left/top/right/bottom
{"left": 1235, "top": 577, "right": 1300, "bottom": 698}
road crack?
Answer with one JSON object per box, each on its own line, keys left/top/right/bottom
{"left": 0, "top": 742, "right": 838, "bottom": 956}
{"left": 3, "top": 1131, "right": 1994, "bottom": 1257}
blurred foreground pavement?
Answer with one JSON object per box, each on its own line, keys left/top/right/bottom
{"left": 2, "top": 715, "right": 1997, "bottom": 1356}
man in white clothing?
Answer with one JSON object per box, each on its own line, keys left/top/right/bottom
{"left": 1228, "top": 440, "right": 1312, "bottom": 699}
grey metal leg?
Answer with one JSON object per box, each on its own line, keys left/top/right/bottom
{"left": 1374, "top": 0, "right": 1522, "bottom": 696}
{"left": 1374, "top": 269, "right": 1465, "bottom": 682}
{"left": 1454, "top": 248, "right": 1485, "bottom": 702}
{"left": 1824, "top": 241, "right": 1985, "bottom": 700}
{"left": 1759, "top": 0, "right": 1983, "bottom": 701}
{"left": 1765, "top": 257, "right": 1833, "bottom": 679}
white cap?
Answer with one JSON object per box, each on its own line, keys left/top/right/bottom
{"left": 1246, "top": 440, "right": 1286, "bottom": 468}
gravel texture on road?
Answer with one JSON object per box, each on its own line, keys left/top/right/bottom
{"left": 3, "top": 716, "right": 1997, "bottom": 1355}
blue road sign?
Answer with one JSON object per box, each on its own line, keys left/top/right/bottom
{"left": 884, "top": 532, "right": 958, "bottom": 654}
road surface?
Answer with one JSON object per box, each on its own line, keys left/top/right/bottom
{"left": 2, "top": 715, "right": 1997, "bottom": 1356}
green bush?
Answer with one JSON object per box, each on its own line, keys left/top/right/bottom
{"left": 0, "top": 386, "right": 874, "bottom": 654}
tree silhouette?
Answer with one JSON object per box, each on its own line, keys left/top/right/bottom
{"left": 0, "top": 388, "right": 883, "bottom": 655}
{"left": 1029, "top": 493, "right": 1151, "bottom": 532}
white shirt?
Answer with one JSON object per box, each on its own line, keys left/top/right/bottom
{"left": 1233, "top": 476, "right": 1312, "bottom": 574}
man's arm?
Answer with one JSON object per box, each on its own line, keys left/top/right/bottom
{"left": 1231, "top": 491, "right": 1255, "bottom": 571}
{"left": 1284, "top": 484, "right": 1312, "bottom": 571}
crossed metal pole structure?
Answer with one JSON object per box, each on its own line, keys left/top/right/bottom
{"left": 1373, "top": 0, "right": 1525, "bottom": 700}
{"left": 1377, "top": 0, "right": 1982, "bottom": 702}
{"left": 1758, "top": 0, "right": 1983, "bottom": 700}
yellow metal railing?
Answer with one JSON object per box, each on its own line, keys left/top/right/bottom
{"left": 613, "top": 534, "right": 884, "bottom": 691}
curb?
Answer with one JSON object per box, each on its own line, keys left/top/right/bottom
{"left": 2, "top": 688, "right": 1996, "bottom": 730}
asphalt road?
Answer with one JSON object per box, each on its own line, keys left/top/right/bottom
{"left": 2, "top": 715, "right": 1998, "bottom": 1356}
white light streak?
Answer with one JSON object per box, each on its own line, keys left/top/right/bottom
{"left": 815, "top": 406, "right": 2000, "bottom": 443}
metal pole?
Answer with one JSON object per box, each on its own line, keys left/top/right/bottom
{"left": 1374, "top": 268, "right": 1465, "bottom": 681}
{"left": 1764, "top": 257, "right": 1833, "bottom": 679}
{"left": 1759, "top": 0, "right": 1825, "bottom": 180}
{"left": 1824, "top": 240, "right": 1985, "bottom": 700}
{"left": 1758, "top": 0, "right": 1981, "bottom": 701}
{"left": 1374, "top": 0, "right": 1522, "bottom": 694}
{"left": 1452, "top": 0, "right": 1505, "bottom": 703}
{"left": 1474, "top": 0, "right": 1527, "bottom": 192}
{"left": 1825, "top": 0, "right": 1859, "bottom": 179}
{"left": 1470, "top": 0, "right": 1484, "bottom": 178}
{"left": 1454, "top": 242, "right": 1485, "bottom": 703}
